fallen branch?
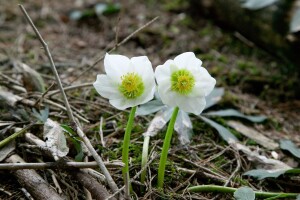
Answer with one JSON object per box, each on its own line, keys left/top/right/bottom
{"left": 46, "top": 82, "right": 93, "bottom": 97}
{"left": 72, "top": 170, "right": 117, "bottom": 200}
{"left": 0, "top": 161, "right": 124, "bottom": 170}
{"left": 19, "top": 4, "right": 119, "bottom": 193}
{"left": 5, "top": 154, "right": 64, "bottom": 200}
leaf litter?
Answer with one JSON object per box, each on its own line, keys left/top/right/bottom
{"left": 0, "top": 0, "right": 299, "bottom": 199}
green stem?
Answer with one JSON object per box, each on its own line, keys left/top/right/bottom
{"left": 188, "top": 185, "right": 299, "bottom": 198}
{"left": 0, "top": 122, "right": 36, "bottom": 148}
{"left": 157, "top": 107, "right": 179, "bottom": 189}
{"left": 141, "top": 135, "right": 150, "bottom": 183}
{"left": 122, "top": 106, "right": 137, "bottom": 198}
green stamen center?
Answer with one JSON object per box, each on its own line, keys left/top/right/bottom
{"left": 171, "top": 69, "right": 195, "bottom": 95}
{"left": 119, "top": 72, "right": 144, "bottom": 99}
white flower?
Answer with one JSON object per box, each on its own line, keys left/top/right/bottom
{"left": 93, "top": 53, "right": 156, "bottom": 110}
{"left": 155, "top": 52, "right": 216, "bottom": 115}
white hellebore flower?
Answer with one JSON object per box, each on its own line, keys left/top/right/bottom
{"left": 93, "top": 53, "right": 156, "bottom": 110}
{"left": 155, "top": 52, "right": 216, "bottom": 115}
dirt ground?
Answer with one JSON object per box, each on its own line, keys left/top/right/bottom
{"left": 0, "top": 0, "right": 300, "bottom": 199}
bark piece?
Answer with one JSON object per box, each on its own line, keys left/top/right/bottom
{"left": 71, "top": 170, "right": 116, "bottom": 200}
{"left": 5, "top": 154, "right": 64, "bottom": 200}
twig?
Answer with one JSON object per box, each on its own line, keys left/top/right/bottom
{"left": 99, "top": 116, "right": 106, "bottom": 147}
{"left": 211, "top": 150, "right": 241, "bottom": 200}
{"left": 171, "top": 153, "right": 227, "bottom": 182}
{"left": 76, "top": 126, "right": 119, "bottom": 192}
{"left": 20, "top": 188, "right": 34, "bottom": 200}
{"left": 46, "top": 82, "right": 93, "bottom": 97}
{"left": 174, "top": 168, "right": 196, "bottom": 192}
{"left": 19, "top": 5, "right": 74, "bottom": 122}
{"left": 48, "top": 169, "right": 63, "bottom": 194}
{"left": 19, "top": 4, "right": 119, "bottom": 193}
{"left": 6, "top": 154, "right": 64, "bottom": 200}
{"left": 224, "top": 151, "right": 241, "bottom": 187}
{"left": 33, "top": 82, "right": 55, "bottom": 106}
{"left": 106, "top": 152, "right": 159, "bottom": 200}
{"left": 44, "top": 99, "right": 89, "bottom": 123}
{"left": 0, "top": 161, "right": 124, "bottom": 170}
{"left": 114, "top": 16, "right": 121, "bottom": 47}
{"left": 72, "top": 170, "right": 116, "bottom": 200}
{"left": 0, "top": 188, "right": 12, "bottom": 196}
{"left": 0, "top": 122, "right": 36, "bottom": 148}
{"left": 83, "top": 156, "right": 93, "bottom": 200}
{"left": 70, "top": 16, "right": 159, "bottom": 83}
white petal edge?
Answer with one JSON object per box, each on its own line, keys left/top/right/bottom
{"left": 155, "top": 60, "right": 174, "bottom": 84}
{"left": 176, "top": 96, "right": 206, "bottom": 115}
{"left": 93, "top": 74, "right": 122, "bottom": 100}
{"left": 104, "top": 53, "right": 131, "bottom": 80}
{"left": 186, "top": 56, "right": 203, "bottom": 72}
{"left": 109, "top": 98, "right": 129, "bottom": 110}
{"left": 130, "top": 56, "right": 153, "bottom": 78}
{"left": 157, "top": 79, "right": 177, "bottom": 108}
{"left": 174, "top": 52, "right": 199, "bottom": 69}
{"left": 194, "top": 67, "right": 216, "bottom": 96}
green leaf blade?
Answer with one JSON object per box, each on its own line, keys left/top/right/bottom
{"left": 234, "top": 187, "right": 255, "bottom": 200}
{"left": 199, "top": 116, "right": 238, "bottom": 143}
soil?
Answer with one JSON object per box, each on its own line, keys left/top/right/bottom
{"left": 0, "top": 0, "right": 299, "bottom": 199}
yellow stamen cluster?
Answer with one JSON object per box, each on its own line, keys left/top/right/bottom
{"left": 119, "top": 72, "right": 144, "bottom": 99}
{"left": 171, "top": 69, "right": 195, "bottom": 95}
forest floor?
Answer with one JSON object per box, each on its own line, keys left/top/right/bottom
{"left": 0, "top": 0, "right": 300, "bottom": 199}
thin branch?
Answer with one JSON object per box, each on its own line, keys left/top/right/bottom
{"left": 46, "top": 82, "right": 93, "bottom": 97}
{"left": 71, "top": 16, "right": 159, "bottom": 83}
{"left": 0, "top": 161, "right": 124, "bottom": 170}
{"left": 43, "top": 99, "right": 89, "bottom": 123}
{"left": 18, "top": 5, "right": 74, "bottom": 123}
{"left": 19, "top": 4, "right": 119, "bottom": 193}
{"left": 106, "top": 152, "right": 159, "bottom": 200}
{"left": 33, "top": 82, "right": 55, "bottom": 106}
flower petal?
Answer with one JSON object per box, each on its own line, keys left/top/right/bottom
{"left": 135, "top": 86, "right": 156, "bottom": 106}
{"left": 93, "top": 74, "right": 122, "bottom": 99}
{"left": 158, "top": 80, "right": 177, "bottom": 108}
{"left": 130, "top": 56, "right": 153, "bottom": 77}
{"left": 131, "top": 56, "right": 156, "bottom": 88}
{"left": 104, "top": 53, "right": 131, "bottom": 80}
{"left": 194, "top": 67, "right": 216, "bottom": 96}
{"left": 176, "top": 96, "right": 206, "bottom": 115}
{"left": 174, "top": 52, "right": 198, "bottom": 69}
{"left": 186, "top": 55, "right": 203, "bottom": 72}
{"left": 155, "top": 60, "right": 173, "bottom": 83}
{"left": 109, "top": 98, "right": 129, "bottom": 110}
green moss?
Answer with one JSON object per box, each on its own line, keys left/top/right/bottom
{"left": 162, "top": 0, "right": 189, "bottom": 11}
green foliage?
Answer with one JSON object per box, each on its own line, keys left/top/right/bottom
{"left": 32, "top": 106, "right": 49, "bottom": 123}
{"left": 70, "top": 3, "right": 120, "bottom": 21}
{"left": 280, "top": 139, "right": 300, "bottom": 159}
{"left": 234, "top": 187, "right": 255, "bottom": 200}
{"left": 241, "top": 0, "right": 278, "bottom": 10}
{"left": 290, "top": 8, "right": 300, "bottom": 33}
{"left": 205, "top": 109, "right": 266, "bottom": 123}
{"left": 244, "top": 169, "right": 288, "bottom": 180}
{"left": 199, "top": 116, "right": 238, "bottom": 143}
{"left": 60, "top": 124, "right": 83, "bottom": 161}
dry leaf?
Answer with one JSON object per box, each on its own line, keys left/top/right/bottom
{"left": 228, "top": 120, "right": 278, "bottom": 150}
{"left": 44, "top": 118, "right": 69, "bottom": 160}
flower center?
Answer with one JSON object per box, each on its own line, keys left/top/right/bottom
{"left": 171, "top": 69, "right": 195, "bottom": 95}
{"left": 119, "top": 72, "right": 144, "bottom": 99}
